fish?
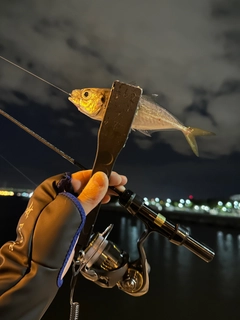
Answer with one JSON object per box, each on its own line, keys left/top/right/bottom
{"left": 68, "top": 88, "right": 215, "bottom": 157}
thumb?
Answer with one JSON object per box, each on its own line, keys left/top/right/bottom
{"left": 78, "top": 172, "right": 109, "bottom": 214}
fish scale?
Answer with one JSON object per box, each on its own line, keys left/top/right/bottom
{"left": 133, "top": 96, "right": 184, "bottom": 130}
{"left": 69, "top": 88, "right": 215, "bottom": 157}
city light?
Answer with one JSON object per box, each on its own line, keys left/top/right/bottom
{"left": 1, "top": 187, "right": 240, "bottom": 218}
{"left": 0, "top": 190, "right": 14, "bottom": 196}
{"left": 0, "top": 188, "right": 33, "bottom": 198}
{"left": 135, "top": 194, "right": 240, "bottom": 217}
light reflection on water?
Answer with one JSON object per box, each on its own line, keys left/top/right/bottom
{"left": 119, "top": 216, "right": 141, "bottom": 258}
{"left": 1, "top": 202, "right": 240, "bottom": 320}
{"left": 95, "top": 212, "right": 240, "bottom": 320}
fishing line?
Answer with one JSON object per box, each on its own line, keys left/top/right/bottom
{"left": 0, "top": 55, "right": 70, "bottom": 96}
{"left": 0, "top": 109, "right": 121, "bottom": 196}
{"left": 0, "top": 109, "right": 85, "bottom": 170}
{"left": 0, "top": 153, "right": 37, "bottom": 187}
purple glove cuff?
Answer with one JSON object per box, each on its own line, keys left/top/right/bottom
{"left": 56, "top": 172, "right": 79, "bottom": 197}
{"left": 57, "top": 192, "right": 86, "bottom": 287}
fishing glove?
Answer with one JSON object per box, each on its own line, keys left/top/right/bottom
{"left": 0, "top": 172, "right": 86, "bottom": 320}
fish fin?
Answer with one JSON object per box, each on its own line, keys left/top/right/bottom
{"left": 143, "top": 93, "right": 159, "bottom": 103}
{"left": 184, "top": 127, "right": 215, "bottom": 157}
{"left": 137, "top": 129, "right": 152, "bottom": 137}
{"left": 142, "top": 94, "right": 157, "bottom": 104}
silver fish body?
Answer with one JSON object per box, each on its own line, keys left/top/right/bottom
{"left": 132, "top": 95, "right": 185, "bottom": 135}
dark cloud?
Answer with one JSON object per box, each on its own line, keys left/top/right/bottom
{"left": 66, "top": 37, "right": 122, "bottom": 76}
{"left": 0, "top": 44, "right": 4, "bottom": 53}
{"left": 211, "top": 1, "right": 240, "bottom": 67}
{"left": 222, "top": 30, "right": 240, "bottom": 66}
{"left": 66, "top": 37, "right": 101, "bottom": 59}
{"left": 12, "top": 90, "right": 29, "bottom": 102}
{"left": 217, "top": 79, "right": 240, "bottom": 96}
{"left": 184, "top": 98, "right": 217, "bottom": 125}
{"left": 33, "top": 17, "right": 73, "bottom": 36}
{"left": 184, "top": 77, "right": 240, "bottom": 128}
{"left": 211, "top": 0, "right": 240, "bottom": 20}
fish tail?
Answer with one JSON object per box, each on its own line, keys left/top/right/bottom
{"left": 184, "top": 127, "right": 215, "bottom": 157}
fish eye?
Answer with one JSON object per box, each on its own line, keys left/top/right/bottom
{"left": 83, "top": 91, "right": 89, "bottom": 97}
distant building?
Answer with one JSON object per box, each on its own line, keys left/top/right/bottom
{"left": 230, "top": 194, "right": 240, "bottom": 201}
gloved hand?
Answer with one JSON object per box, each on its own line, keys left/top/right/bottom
{"left": 0, "top": 170, "right": 127, "bottom": 320}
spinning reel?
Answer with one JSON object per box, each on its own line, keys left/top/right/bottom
{"left": 72, "top": 189, "right": 214, "bottom": 300}
{"left": 78, "top": 223, "right": 149, "bottom": 297}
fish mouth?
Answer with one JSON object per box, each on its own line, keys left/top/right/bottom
{"left": 68, "top": 96, "right": 74, "bottom": 103}
{"left": 68, "top": 96, "right": 81, "bottom": 110}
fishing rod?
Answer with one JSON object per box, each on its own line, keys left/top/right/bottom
{"left": 0, "top": 57, "right": 215, "bottom": 320}
{"left": 0, "top": 107, "right": 214, "bottom": 264}
{"left": 0, "top": 57, "right": 215, "bottom": 260}
{"left": 0, "top": 108, "right": 122, "bottom": 195}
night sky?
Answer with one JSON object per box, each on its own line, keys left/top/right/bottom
{"left": 0, "top": 0, "right": 240, "bottom": 200}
